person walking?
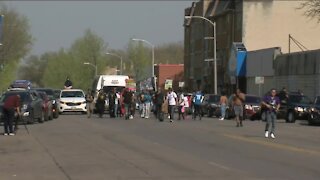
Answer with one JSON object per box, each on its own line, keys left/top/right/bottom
{"left": 178, "top": 92, "right": 184, "bottom": 120}
{"left": 167, "top": 88, "right": 177, "bottom": 122}
{"left": 96, "top": 90, "right": 106, "bottom": 118}
{"left": 155, "top": 88, "right": 164, "bottom": 121}
{"left": 233, "top": 89, "right": 245, "bottom": 127}
{"left": 85, "top": 89, "right": 94, "bottom": 118}
{"left": 192, "top": 90, "right": 204, "bottom": 120}
{"left": 262, "top": 89, "right": 280, "bottom": 139}
{"left": 219, "top": 91, "right": 228, "bottom": 120}
{"left": 115, "top": 91, "right": 120, "bottom": 117}
{"left": 3, "top": 94, "right": 21, "bottom": 136}
{"left": 108, "top": 88, "right": 117, "bottom": 118}
{"left": 122, "top": 88, "right": 134, "bottom": 120}
{"left": 143, "top": 91, "right": 152, "bottom": 119}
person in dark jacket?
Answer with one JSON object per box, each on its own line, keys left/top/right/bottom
{"left": 108, "top": 88, "right": 117, "bottom": 118}
{"left": 96, "top": 90, "right": 106, "bottom": 118}
{"left": 3, "top": 94, "right": 21, "bottom": 136}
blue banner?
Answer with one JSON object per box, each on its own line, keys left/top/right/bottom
{"left": 236, "top": 51, "right": 247, "bottom": 77}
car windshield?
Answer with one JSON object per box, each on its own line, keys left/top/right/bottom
{"left": 61, "top": 91, "right": 84, "bottom": 98}
{"left": 37, "top": 89, "right": 54, "bottom": 96}
{"left": 290, "top": 95, "right": 311, "bottom": 104}
{"left": 208, "top": 95, "right": 220, "bottom": 103}
{"left": 245, "top": 96, "right": 261, "bottom": 104}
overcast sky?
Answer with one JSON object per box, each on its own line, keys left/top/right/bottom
{"left": 4, "top": 1, "right": 192, "bottom": 55}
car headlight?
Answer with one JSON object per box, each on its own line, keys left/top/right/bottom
{"left": 245, "top": 104, "right": 253, "bottom": 110}
{"left": 60, "top": 101, "right": 65, "bottom": 104}
{"left": 82, "top": 101, "right": 86, "bottom": 104}
{"left": 210, "top": 104, "right": 218, "bottom": 108}
{"left": 310, "top": 107, "right": 318, "bottom": 112}
{"left": 295, "top": 107, "right": 303, "bottom": 112}
{"left": 22, "top": 104, "right": 28, "bottom": 110}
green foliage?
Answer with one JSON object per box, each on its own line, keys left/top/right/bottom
{"left": 0, "top": 3, "right": 33, "bottom": 91}
{"left": 155, "top": 41, "right": 184, "bottom": 64}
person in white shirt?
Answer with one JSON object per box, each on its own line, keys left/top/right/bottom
{"left": 167, "top": 88, "right": 177, "bottom": 122}
{"left": 115, "top": 91, "right": 120, "bottom": 117}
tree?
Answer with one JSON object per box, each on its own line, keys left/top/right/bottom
{"left": 127, "top": 40, "right": 149, "bottom": 81}
{"left": 0, "top": 3, "right": 33, "bottom": 91}
{"left": 299, "top": 0, "right": 320, "bottom": 23}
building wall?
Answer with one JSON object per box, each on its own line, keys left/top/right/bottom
{"left": 273, "top": 49, "right": 320, "bottom": 99}
{"left": 155, "top": 64, "right": 184, "bottom": 91}
{"left": 243, "top": 1, "right": 320, "bottom": 53}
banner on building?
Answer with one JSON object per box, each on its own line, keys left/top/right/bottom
{"left": 179, "top": 81, "right": 185, "bottom": 88}
{"left": 164, "top": 79, "right": 173, "bottom": 90}
{"left": 255, "top": 76, "right": 264, "bottom": 84}
{"left": 126, "top": 78, "right": 136, "bottom": 91}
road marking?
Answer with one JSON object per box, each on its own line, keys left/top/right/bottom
{"left": 223, "top": 134, "right": 320, "bottom": 156}
{"left": 208, "top": 161, "right": 231, "bottom": 171}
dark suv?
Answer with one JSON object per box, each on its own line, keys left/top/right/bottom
{"left": 276, "top": 93, "right": 312, "bottom": 123}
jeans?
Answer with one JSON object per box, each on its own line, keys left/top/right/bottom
{"left": 193, "top": 104, "right": 202, "bottom": 119}
{"left": 169, "top": 105, "right": 175, "bottom": 120}
{"left": 265, "top": 111, "right": 276, "bottom": 133}
{"left": 124, "top": 103, "right": 131, "bottom": 118}
{"left": 221, "top": 104, "right": 226, "bottom": 118}
{"left": 3, "top": 108, "right": 14, "bottom": 134}
{"left": 143, "top": 102, "right": 151, "bottom": 118}
{"left": 114, "top": 104, "right": 119, "bottom": 117}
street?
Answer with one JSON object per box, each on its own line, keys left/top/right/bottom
{"left": 0, "top": 113, "right": 319, "bottom": 180}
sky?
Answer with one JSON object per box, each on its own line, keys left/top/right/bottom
{"left": 4, "top": 1, "right": 192, "bottom": 55}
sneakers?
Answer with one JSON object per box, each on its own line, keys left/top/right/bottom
{"left": 3, "top": 133, "right": 8, "bottom": 136}
{"left": 129, "top": 115, "right": 133, "bottom": 119}
{"left": 9, "top": 133, "right": 15, "bottom": 136}
{"left": 270, "top": 133, "right": 275, "bottom": 139}
{"left": 265, "top": 131, "right": 276, "bottom": 139}
{"left": 219, "top": 118, "right": 224, "bottom": 121}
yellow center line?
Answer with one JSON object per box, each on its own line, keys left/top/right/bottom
{"left": 223, "top": 133, "right": 320, "bottom": 156}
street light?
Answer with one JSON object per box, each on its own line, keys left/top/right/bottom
{"left": 83, "top": 62, "right": 97, "bottom": 77}
{"left": 105, "top": 52, "right": 123, "bottom": 75}
{"left": 185, "top": 15, "right": 217, "bottom": 94}
{"left": 131, "top": 38, "right": 156, "bottom": 89}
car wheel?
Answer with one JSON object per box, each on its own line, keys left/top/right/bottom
{"left": 38, "top": 111, "right": 45, "bottom": 123}
{"left": 287, "top": 112, "right": 295, "bottom": 123}
{"left": 225, "top": 110, "right": 229, "bottom": 119}
{"left": 207, "top": 109, "right": 213, "bottom": 117}
{"left": 29, "top": 109, "right": 35, "bottom": 124}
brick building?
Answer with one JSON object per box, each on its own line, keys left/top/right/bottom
{"left": 154, "top": 64, "right": 184, "bottom": 91}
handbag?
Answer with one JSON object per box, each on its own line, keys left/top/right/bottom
{"left": 181, "top": 106, "right": 185, "bottom": 113}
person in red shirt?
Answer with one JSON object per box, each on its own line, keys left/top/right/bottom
{"left": 3, "top": 94, "right": 21, "bottom": 136}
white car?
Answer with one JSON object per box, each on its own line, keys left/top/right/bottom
{"left": 59, "top": 89, "right": 86, "bottom": 114}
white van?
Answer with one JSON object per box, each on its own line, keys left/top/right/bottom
{"left": 92, "top": 75, "right": 129, "bottom": 111}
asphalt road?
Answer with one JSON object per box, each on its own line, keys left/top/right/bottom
{"left": 0, "top": 113, "right": 319, "bottom": 180}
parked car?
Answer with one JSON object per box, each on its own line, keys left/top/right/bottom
{"left": 34, "top": 88, "right": 59, "bottom": 119}
{"left": 243, "top": 95, "right": 262, "bottom": 120}
{"left": 59, "top": 89, "right": 86, "bottom": 114}
{"left": 225, "top": 94, "right": 261, "bottom": 120}
{"left": 202, "top": 94, "right": 221, "bottom": 117}
{"left": 10, "top": 80, "right": 32, "bottom": 89}
{"left": 275, "top": 93, "right": 312, "bottom": 123}
{"left": 307, "top": 96, "right": 320, "bottom": 125}
{"left": 0, "top": 90, "right": 45, "bottom": 124}
{"left": 37, "top": 91, "right": 53, "bottom": 121}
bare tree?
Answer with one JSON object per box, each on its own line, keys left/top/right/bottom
{"left": 299, "top": 0, "right": 320, "bottom": 23}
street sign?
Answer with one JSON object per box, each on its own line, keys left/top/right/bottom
{"left": 255, "top": 76, "right": 264, "bottom": 84}
{"left": 179, "top": 82, "right": 185, "bottom": 88}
